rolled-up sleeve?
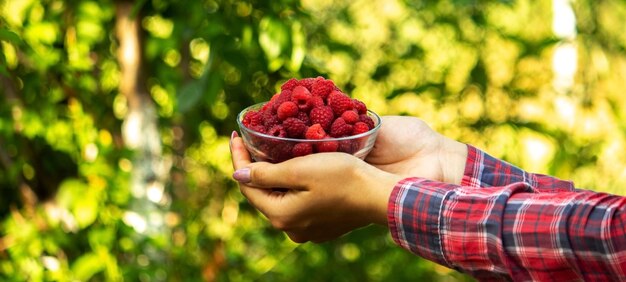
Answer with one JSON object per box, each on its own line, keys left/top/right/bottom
{"left": 387, "top": 145, "right": 626, "bottom": 281}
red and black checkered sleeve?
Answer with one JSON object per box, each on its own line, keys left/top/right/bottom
{"left": 387, "top": 146, "right": 626, "bottom": 281}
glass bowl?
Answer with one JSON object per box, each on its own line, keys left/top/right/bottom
{"left": 236, "top": 103, "right": 382, "bottom": 163}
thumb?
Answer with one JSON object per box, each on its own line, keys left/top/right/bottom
{"left": 233, "top": 160, "right": 305, "bottom": 190}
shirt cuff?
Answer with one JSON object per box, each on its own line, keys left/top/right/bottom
{"left": 387, "top": 177, "right": 457, "bottom": 267}
{"left": 461, "top": 145, "right": 574, "bottom": 192}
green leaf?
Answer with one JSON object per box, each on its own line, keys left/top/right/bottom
{"left": 258, "top": 16, "right": 290, "bottom": 61}
{"left": 288, "top": 21, "right": 306, "bottom": 72}
{"left": 0, "top": 28, "right": 22, "bottom": 44}
{"left": 74, "top": 196, "right": 98, "bottom": 228}
{"left": 56, "top": 179, "right": 98, "bottom": 228}
{"left": 72, "top": 253, "right": 105, "bottom": 281}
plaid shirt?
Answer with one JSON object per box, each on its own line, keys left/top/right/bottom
{"left": 387, "top": 145, "right": 626, "bottom": 281}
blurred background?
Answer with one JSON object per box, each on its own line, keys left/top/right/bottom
{"left": 1, "top": 0, "right": 625, "bottom": 281}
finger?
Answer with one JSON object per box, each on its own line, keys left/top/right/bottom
{"left": 240, "top": 185, "right": 273, "bottom": 214}
{"left": 245, "top": 160, "right": 309, "bottom": 190}
{"left": 230, "top": 131, "right": 252, "bottom": 171}
{"left": 240, "top": 186, "right": 303, "bottom": 225}
{"left": 229, "top": 131, "right": 273, "bottom": 203}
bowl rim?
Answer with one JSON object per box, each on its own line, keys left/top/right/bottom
{"left": 236, "top": 102, "right": 382, "bottom": 142}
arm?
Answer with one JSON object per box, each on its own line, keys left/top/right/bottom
{"left": 231, "top": 116, "right": 626, "bottom": 280}
{"left": 366, "top": 116, "right": 574, "bottom": 192}
{"left": 389, "top": 158, "right": 626, "bottom": 281}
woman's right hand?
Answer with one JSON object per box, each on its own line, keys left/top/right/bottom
{"left": 366, "top": 116, "right": 468, "bottom": 185}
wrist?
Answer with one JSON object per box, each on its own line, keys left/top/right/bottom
{"left": 356, "top": 165, "right": 403, "bottom": 226}
{"left": 439, "top": 138, "right": 468, "bottom": 185}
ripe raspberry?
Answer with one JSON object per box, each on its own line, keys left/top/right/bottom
{"left": 248, "top": 124, "right": 266, "bottom": 134}
{"left": 316, "top": 139, "right": 338, "bottom": 152}
{"left": 262, "top": 99, "right": 276, "bottom": 112}
{"left": 277, "top": 101, "right": 298, "bottom": 120}
{"left": 338, "top": 140, "right": 358, "bottom": 154}
{"left": 292, "top": 142, "right": 313, "bottom": 157}
{"left": 243, "top": 110, "right": 262, "bottom": 127}
{"left": 311, "top": 79, "right": 336, "bottom": 100}
{"left": 297, "top": 111, "right": 311, "bottom": 125}
{"left": 328, "top": 91, "right": 353, "bottom": 116}
{"left": 258, "top": 142, "right": 273, "bottom": 158}
{"left": 281, "top": 78, "right": 299, "bottom": 91}
{"left": 330, "top": 117, "right": 353, "bottom": 137}
{"left": 353, "top": 99, "right": 367, "bottom": 114}
{"left": 262, "top": 111, "right": 280, "bottom": 130}
{"left": 269, "top": 92, "right": 280, "bottom": 103}
{"left": 305, "top": 124, "right": 327, "bottom": 140}
{"left": 273, "top": 90, "right": 292, "bottom": 112}
{"left": 283, "top": 117, "right": 307, "bottom": 138}
{"left": 267, "top": 125, "right": 287, "bottom": 138}
{"left": 309, "top": 106, "right": 334, "bottom": 131}
{"left": 291, "top": 86, "right": 313, "bottom": 112}
{"left": 269, "top": 141, "right": 294, "bottom": 163}
{"left": 352, "top": 122, "right": 370, "bottom": 135}
{"left": 309, "top": 95, "right": 324, "bottom": 109}
{"left": 242, "top": 77, "right": 377, "bottom": 162}
{"left": 298, "top": 77, "right": 316, "bottom": 90}
{"left": 359, "top": 114, "right": 375, "bottom": 129}
{"left": 341, "top": 110, "right": 359, "bottom": 124}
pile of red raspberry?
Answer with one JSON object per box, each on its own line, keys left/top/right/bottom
{"left": 241, "top": 77, "right": 376, "bottom": 162}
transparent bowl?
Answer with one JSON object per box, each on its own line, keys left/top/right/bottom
{"left": 236, "top": 103, "right": 382, "bottom": 163}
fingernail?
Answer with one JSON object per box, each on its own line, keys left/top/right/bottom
{"left": 233, "top": 168, "right": 251, "bottom": 183}
{"left": 230, "top": 131, "right": 238, "bottom": 147}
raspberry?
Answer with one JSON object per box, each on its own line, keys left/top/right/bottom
{"left": 283, "top": 117, "right": 307, "bottom": 138}
{"left": 243, "top": 77, "right": 376, "bottom": 162}
{"left": 299, "top": 77, "right": 316, "bottom": 90}
{"left": 311, "top": 79, "right": 336, "bottom": 100}
{"left": 309, "top": 95, "right": 324, "bottom": 109}
{"left": 316, "top": 139, "right": 338, "bottom": 152}
{"left": 277, "top": 101, "right": 298, "bottom": 120}
{"left": 262, "top": 99, "right": 276, "bottom": 112}
{"left": 243, "top": 110, "right": 262, "bottom": 127}
{"left": 305, "top": 124, "right": 327, "bottom": 140}
{"left": 281, "top": 78, "right": 299, "bottom": 91}
{"left": 248, "top": 124, "right": 266, "bottom": 134}
{"left": 291, "top": 86, "right": 313, "bottom": 112}
{"left": 292, "top": 142, "right": 313, "bottom": 157}
{"left": 297, "top": 111, "right": 311, "bottom": 125}
{"left": 330, "top": 117, "right": 353, "bottom": 137}
{"left": 262, "top": 111, "right": 280, "bottom": 130}
{"left": 352, "top": 122, "right": 370, "bottom": 135}
{"left": 359, "top": 114, "right": 375, "bottom": 129}
{"left": 338, "top": 140, "right": 358, "bottom": 154}
{"left": 267, "top": 125, "right": 287, "bottom": 138}
{"left": 273, "top": 90, "right": 292, "bottom": 112}
{"left": 341, "top": 110, "right": 359, "bottom": 124}
{"left": 328, "top": 91, "right": 353, "bottom": 116}
{"left": 309, "top": 106, "right": 334, "bottom": 131}
{"left": 269, "top": 141, "right": 294, "bottom": 163}
{"left": 353, "top": 99, "right": 367, "bottom": 114}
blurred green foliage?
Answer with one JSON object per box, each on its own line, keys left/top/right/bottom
{"left": 1, "top": 0, "right": 625, "bottom": 281}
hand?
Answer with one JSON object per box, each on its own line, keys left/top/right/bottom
{"left": 230, "top": 132, "right": 402, "bottom": 243}
{"left": 366, "top": 116, "right": 467, "bottom": 185}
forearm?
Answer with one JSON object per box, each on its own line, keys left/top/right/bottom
{"left": 388, "top": 177, "right": 626, "bottom": 280}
